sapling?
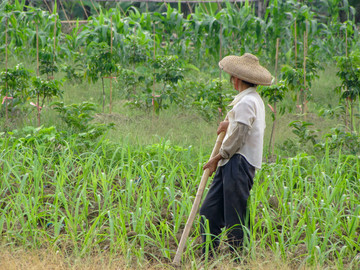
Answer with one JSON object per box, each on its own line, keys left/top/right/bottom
{"left": 259, "top": 81, "right": 287, "bottom": 157}
{"left": 85, "top": 42, "right": 119, "bottom": 113}
{"left": 334, "top": 50, "right": 360, "bottom": 131}
{"left": 31, "top": 76, "right": 63, "bottom": 126}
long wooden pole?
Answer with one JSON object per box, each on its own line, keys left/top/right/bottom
{"left": 302, "top": 29, "right": 307, "bottom": 115}
{"left": 52, "top": 15, "right": 57, "bottom": 80}
{"left": 268, "top": 37, "right": 280, "bottom": 158}
{"left": 36, "top": 23, "right": 41, "bottom": 127}
{"left": 5, "top": 18, "right": 8, "bottom": 128}
{"left": 173, "top": 131, "right": 226, "bottom": 265}
{"left": 109, "top": 17, "right": 113, "bottom": 114}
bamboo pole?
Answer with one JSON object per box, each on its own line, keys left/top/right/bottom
{"left": 52, "top": 15, "right": 57, "bottom": 80}
{"left": 79, "top": 0, "right": 89, "bottom": 19}
{"left": 90, "top": 0, "right": 100, "bottom": 16}
{"left": 153, "top": 22, "right": 156, "bottom": 115}
{"left": 59, "top": 0, "right": 71, "bottom": 24}
{"left": 43, "top": 0, "right": 52, "bottom": 13}
{"left": 268, "top": 37, "right": 280, "bottom": 158}
{"left": 173, "top": 131, "right": 226, "bottom": 265}
{"left": 36, "top": 23, "right": 41, "bottom": 127}
{"left": 294, "top": 20, "right": 297, "bottom": 67}
{"left": 109, "top": 17, "right": 113, "bottom": 114}
{"left": 302, "top": 30, "right": 307, "bottom": 115}
{"left": 5, "top": 18, "right": 8, "bottom": 128}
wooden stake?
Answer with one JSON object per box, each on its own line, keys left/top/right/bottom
{"left": 52, "top": 15, "right": 57, "bottom": 79}
{"left": 268, "top": 38, "right": 280, "bottom": 158}
{"left": 219, "top": 24, "right": 222, "bottom": 80}
{"left": 109, "top": 17, "right": 113, "bottom": 114}
{"left": 79, "top": 0, "right": 89, "bottom": 19}
{"left": 294, "top": 20, "right": 297, "bottom": 67}
{"left": 36, "top": 23, "right": 40, "bottom": 127}
{"left": 59, "top": 0, "right": 71, "bottom": 25}
{"left": 274, "top": 38, "right": 280, "bottom": 80}
{"left": 153, "top": 23, "right": 156, "bottom": 115}
{"left": 173, "top": 131, "right": 226, "bottom": 265}
{"left": 5, "top": 18, "right": 8, "bottom": 128}
{"left": 345, "top": 29, "right": 348, "bottom": 57}
{"left": 90, "top": 0, "right": 99, "bottom": 16}
{"left": 302, "top": 29, "right": 307, "bottom": 115}
{"left": 43, "top": 0, "right": 52, "bottom": 13}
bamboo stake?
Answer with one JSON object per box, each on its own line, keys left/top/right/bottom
{"left": 36, "top": 23, "right": 41, "bottom": 127}
{"left": 302, "top": 30, "right": 307, "bottom": 115}
{"left": 90, "top": 0, "right": 100, "bottom": 16}
{"left": 52, "top": 15, "right": 57, "bottom": 80}
{"left": 79, "top": 0, "right": 89, "bottom": 19}
{"left": 109, "top": 17, "right": 113, "bottom": 114}
{"left": 59, "top": 0, "right": 71, "bottom": 24}
{"left": 153, "top": 22, "right": 156, "bottom": 115}
{"left": 173, "top": 131, "right": 226, "bottom": 265}
{"left": 294, "top": 20, "right": 297, "bottom": 67}
{"left": 43, "top": 0, "right": 52, "bottom": 13}
{"left": 5, "top": 18, "right": 8, "bottom": 128}
{"left": 218, "top": 23, "right": 223, "bottom": 122}
{"left": 268, "top": 37, "right": 280, "bottom": 158}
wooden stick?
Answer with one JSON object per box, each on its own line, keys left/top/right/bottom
{"left": 52, "top": 15, "right": 57, "bottom": 79}
{"left": 79, "top": 0, "right": 89, "bottom": 19}
{"left": 5, "top": 17, "right": 8, "bottom": 128}
{"left": 109, "top": 17, "right": 113, "bottom": 114}
{"left": 173, "top": 131, "right": 226, "bottom": 265}
{"left": 59, "top": 0, "right": 71, "bottom": 23}
{"left": 302, "top": 29, "right": 307, "bottom": 115}
{"left": 43, "top": 0, "right": 52, "bottom": 13}
{"left": 274, "top": 38, "right": 280, "bottom": 80}
{"left": 153, "top": 22, "right": 156, "bottom": 115}
{"left": 36, "top": 23, "right": 40, "bottom": 127}
{"left": 268, "top": 37, "right": 280, "bottom": 158}
{"left": 294, "top": 20, "right": 297, "bottom": 67}
{"left": 36, "top": 24, "right": 39, "bottom": 77}
{"left": 90, "top": 0, "right": 100, "bottom": 16}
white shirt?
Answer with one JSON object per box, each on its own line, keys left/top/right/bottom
{"left": 218, "top": 87, "right": 265, "bottom": 169}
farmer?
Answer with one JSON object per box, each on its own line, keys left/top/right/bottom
{"left": 200, "top": 53, "right": 272, "bottom": 256}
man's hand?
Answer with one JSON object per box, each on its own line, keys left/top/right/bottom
{"left": 217, "top": 121, "right": 229, "bottom": 135}
{"left": 203, "top": 153, "right": 222, "bottom": 177}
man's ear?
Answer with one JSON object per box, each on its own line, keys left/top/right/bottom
{"left": 234, "top": 77, "right": 239, "bottom": 90}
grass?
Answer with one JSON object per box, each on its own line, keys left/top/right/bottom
{"left": 0, "top": 125, "right": 359, "bottom": 269}
{"left": 1, "top": 55, "right": 360, "bottom": 269}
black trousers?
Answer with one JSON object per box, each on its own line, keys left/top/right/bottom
{"left": 199, "top": 154, "right": 255, "bottom": 253}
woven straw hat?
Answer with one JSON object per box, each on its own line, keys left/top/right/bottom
{"left": 219, "top": 53, "right": 272, "bottom": 86}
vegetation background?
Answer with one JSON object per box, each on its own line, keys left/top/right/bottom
{"left": 0, "top": 0, "right": 359, "bottom": 269}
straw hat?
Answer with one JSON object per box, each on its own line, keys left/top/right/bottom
{"left": 219, "top": 53, "right": 272, "bottom": 86}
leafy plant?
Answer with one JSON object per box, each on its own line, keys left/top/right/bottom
{"left": 31, "top": 77, "right": 63, "bottom": 126}
{"left": 0, "top": 64, "right": 32, "bottom": 116}
{"left": 192, "top": 79, "right": 232, "bottom": 122}
{"left": 85, "top": 42, "right": 120, "bottom": 113}
{"left": 334, "top": 50, "right": 360, "bottom": 131}
{"left": 52, "top": 101, "right": 114, "bottom": 140}
{"left": 260, "top": 81, "right": 288, "bottom": 156}
{"left": 289, "top": 120, "right": 318, "bottom": 146}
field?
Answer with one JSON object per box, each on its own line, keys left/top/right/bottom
{"left": 1, "top": 0, "right": 360, "bottom": 269}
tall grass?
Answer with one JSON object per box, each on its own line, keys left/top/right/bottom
{"left": 0, "top": 131, "right": 359, "bottom": 269}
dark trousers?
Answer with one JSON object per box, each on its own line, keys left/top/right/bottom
{"left": 199, "top": 154, "right": 255, "bottom": 253}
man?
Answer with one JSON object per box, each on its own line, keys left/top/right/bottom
{"left": 200, "top": 53, "right": 272, "bottom": 256}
